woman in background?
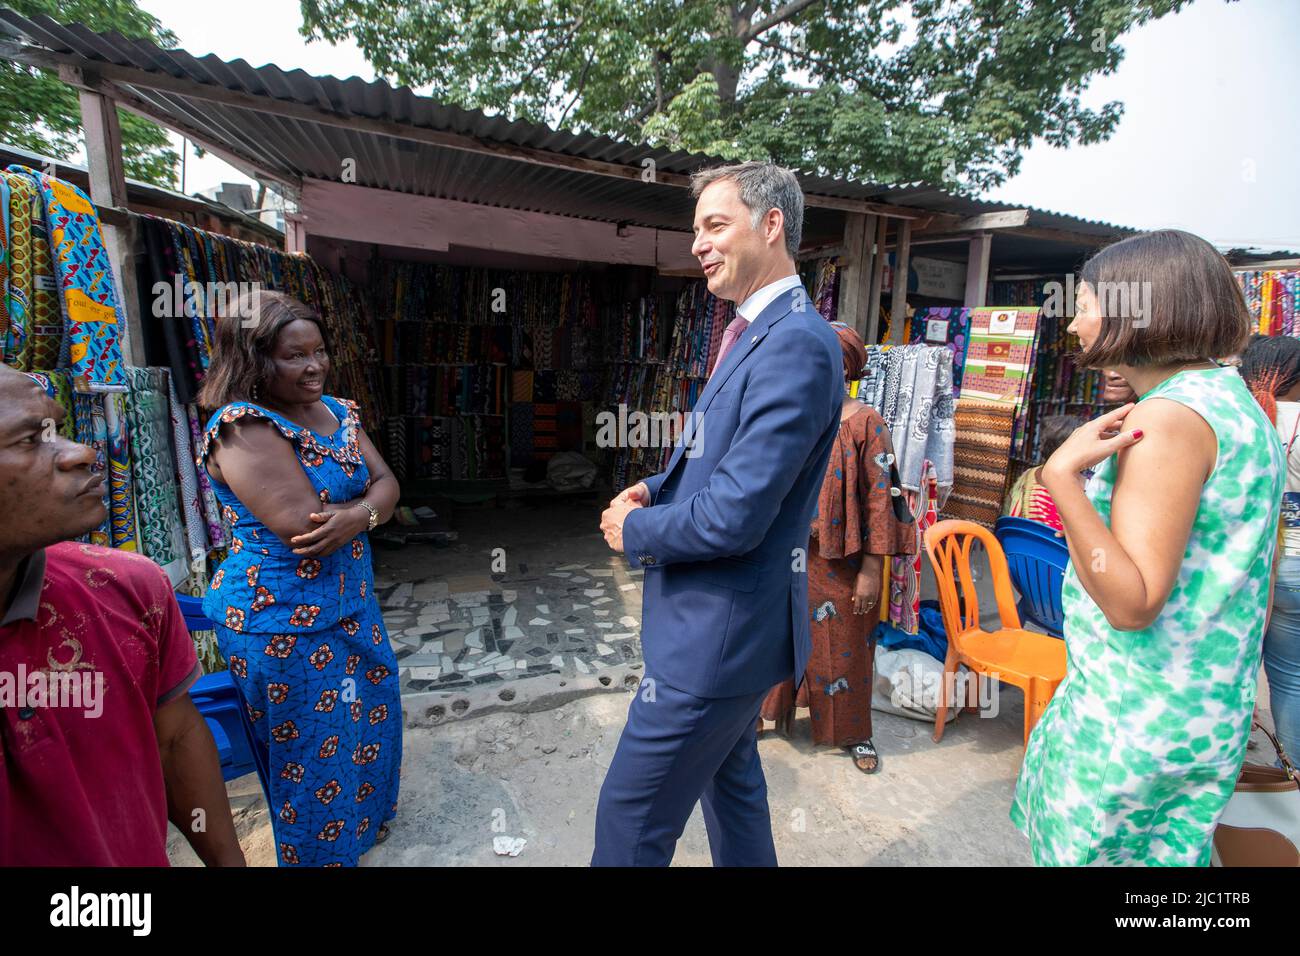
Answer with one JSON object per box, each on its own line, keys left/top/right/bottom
{"left": 1239, "top": 334, "right": 1300, "bottom": 761}
{"left": 1003, "top": 414, "right": 1084, "bottom": 533}
{"left": 759, "top": 323, "right": 915, "bottom": 775}
{"left": 1101, "top": 369, "right": 1137, "bottom": 405}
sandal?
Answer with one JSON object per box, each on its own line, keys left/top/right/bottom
{"left": 375, "top": 823, "right": 392, "bottom": 845}
{"left": 847, "top": 740, "right": 881, "bottom": 775}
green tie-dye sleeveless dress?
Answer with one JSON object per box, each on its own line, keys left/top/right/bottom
{"left": 1011, "top": 366, "right": 1284, "bottom": 865}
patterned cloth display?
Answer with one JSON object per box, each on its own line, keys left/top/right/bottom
{"left": 888, "top": 459, "right": 939, "bottom": 634}
{"left": 103, "top": 391, "right": 138, "bottom": 551}
{"left": 3, "top": 170, "right": 69, "bottom": 372}
{"left": 606, "top": 280, "right": 727, "bottom": 489}
{"left": 1238, "top": 268, "right": 1300, "bottom": 336}
{"left": 124, "top": 367, "right": 187, "bottom": 584}
{"left": 910, "top": 307, "right": 971, "bottom": 395}
{"left": 934, "top": 306, "right": 1043, "bottom": 518}
{"left": 7, "top": 166, "right": 127, "bottom": 389}
{"left": 856, "top": 344, "right": 955, "bottom": 495}
{"left": 71, "top": 388, "right": 110, "bottom": 546}
{"left": 370, "top": 259, "right": 603, "bottom": 479}
{"left": 958, "top": 307, "right": 1040, "bottom": 408}
{"left": 943, "top": 398, "right": 1018, "bottom": 528}
{"left": 137, "top": 215, "right": 384, "bottom": 424}
{"left": 168, "top": 373, "right": 209, "bottom": 563}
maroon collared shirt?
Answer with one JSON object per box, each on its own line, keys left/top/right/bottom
{"left": 0, "top": 542, "right": 200, "bottom": 865}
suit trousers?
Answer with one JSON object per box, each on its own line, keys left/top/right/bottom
{"left": 591, "top": 675, "right": 777, "bottom": 866}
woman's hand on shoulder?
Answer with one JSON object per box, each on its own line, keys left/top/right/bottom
{"left": 1041, "top": 403, "right": 1142, "bottom": 491}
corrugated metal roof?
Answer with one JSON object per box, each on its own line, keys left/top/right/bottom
{"left": 0, "top": 9, "right": 1136, "bottom": 240}
{"left": 0, "top": 141, "right": 283, "bottom": 240}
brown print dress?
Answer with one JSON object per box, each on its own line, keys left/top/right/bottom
{"left": 761, "top": 404, "right": 916, "bottom": 746}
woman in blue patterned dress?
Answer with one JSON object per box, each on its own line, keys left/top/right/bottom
{"left": 197, "top": 291, "right": 401, "bottom": 867}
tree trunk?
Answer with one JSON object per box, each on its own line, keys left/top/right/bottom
{"left": 709, "top": 2, "right": 750, "bottom": 110}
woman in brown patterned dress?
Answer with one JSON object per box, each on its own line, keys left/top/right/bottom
{"left": 759, "top": 323, "right": 916, "bottom": 773}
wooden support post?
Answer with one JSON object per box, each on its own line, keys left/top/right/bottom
{"left": 964, "top": 232, "right": 992, "bottom": 307}
{"left": 836, "top": 212, "right": 877, "bottom": 341}
{"left": 77, "top": 81, "right": 146, "bottom": 367}
{"left": 866, "top": 215, "right": 887, "bottom": 344}
{"left": 889, "top": 218, "right": 912, "bottom": 344}
{"left": 285, "top": 213, "right": 308, "bottom": 254}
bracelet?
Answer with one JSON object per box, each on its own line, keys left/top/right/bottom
{"left": 355, "top": 500, "right": 380, "bottom": 532}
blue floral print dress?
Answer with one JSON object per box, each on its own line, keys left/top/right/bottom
{"left": 201, "top": 396, "right": 401, "bottom": 867}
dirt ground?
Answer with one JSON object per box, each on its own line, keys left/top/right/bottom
{"left": 171, "top": 682, "right": 1036, "bottom": 867}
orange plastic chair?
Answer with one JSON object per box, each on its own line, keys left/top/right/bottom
{"left": 923, "top": 520, "right": 1068, "bottom": 748}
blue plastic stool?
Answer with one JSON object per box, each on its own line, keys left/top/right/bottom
{"left": 178, "top": 594, "right": 272, "bottom": 801}
{"left": 994, "top": 516, "right": 1069, "bottom": 638}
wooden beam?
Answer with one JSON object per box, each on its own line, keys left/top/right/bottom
{"left": 835, "top": 213, "right": 874, "bottom": 342}
{"left": 889, "top": 219, "right": 912, "bottom": 344}
{"left": 865, "top": 215, "right": 887, "bottom": 344}
{"left": 796, "top": 241, "right": 846, "bottom": 261}
{"left": 910, "top": 218, "right": 1122, "bottom": 250}
{"left": 964, "top": 232, "right": 992, "bottom": 308}
{"left": 1006, "top": 225, "right": 1118, "bottom": 248}
{"left": 952, "top": 209, "right": 1029, "bottom": 231}
{"left": 1231, "top": 258, "right": 1300, "bottom": 271}
{"left": 76, "top": 85, "right": 146, "bottom": 367}
{"left": 284, "top": 213, "right": 308, "bottom": 254}
{"left": 3, "top": 43, "right": 933, "bottom": 219}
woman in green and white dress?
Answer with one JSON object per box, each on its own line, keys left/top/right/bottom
{"left": 1011, "top": 230, "right": 1285, "bottom": 866}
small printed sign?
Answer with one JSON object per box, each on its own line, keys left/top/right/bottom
{"left": 988, "top": 310, "right": 1018, "bottom": 334}
{"left": 926, "top": 318, "right": 949, "bottom": 343}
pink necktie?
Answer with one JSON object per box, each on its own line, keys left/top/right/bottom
{"left": 710, "top": 316, "right": 751, "bottom": 379}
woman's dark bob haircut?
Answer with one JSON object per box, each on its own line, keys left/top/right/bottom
{"left": 1074, "top": 229, "right": 1249, "bottom": 370}
{"left": 195, "top": 290, "right": 328, "bottom": 411}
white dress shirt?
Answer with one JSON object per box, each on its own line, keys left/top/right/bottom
{"left": 736, "top": 274, "right": 804, "bottom": 322}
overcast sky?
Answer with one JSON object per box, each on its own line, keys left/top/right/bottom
{"left": 138, "top": 0, "right": 1300, "bottom": 251}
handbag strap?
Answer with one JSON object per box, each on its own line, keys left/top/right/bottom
{"left": 1252, "top": 719, "right": 1300, "bottom": 783}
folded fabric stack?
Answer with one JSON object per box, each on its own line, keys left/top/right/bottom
{"left": 400, "top": 414, "right": 507, "bottom": 482}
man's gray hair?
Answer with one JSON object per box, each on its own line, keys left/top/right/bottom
{"left": 690, "top": 161, "right": 804, "bottom": 261}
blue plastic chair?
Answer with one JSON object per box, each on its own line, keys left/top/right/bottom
{"left": 178, "top": 594, "right": 271, "bottom": 800}
{"left": 993, "top": 516, "right": 1069, "bottom": 638}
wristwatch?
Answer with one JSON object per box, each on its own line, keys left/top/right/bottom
{"left": 355, "top": 500, "right": 380, "bottom": 532}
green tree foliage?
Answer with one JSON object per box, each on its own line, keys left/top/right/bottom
{"left": 0, "top": 0, "right": 179, "bottom": 186}
{"left": 300, "top": 0, "right": 1191, "bottom": 192}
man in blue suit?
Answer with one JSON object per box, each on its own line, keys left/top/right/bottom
{"left": 593, "top": 162, "right": 842, "bottom": 866}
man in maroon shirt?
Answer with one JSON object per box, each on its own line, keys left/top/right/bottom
{"left": 0, "top": 365, "right": 244, "bottom": 866}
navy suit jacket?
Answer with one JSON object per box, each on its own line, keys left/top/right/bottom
{"left": 621, "top": 284, "right": 842, "bottom": 699}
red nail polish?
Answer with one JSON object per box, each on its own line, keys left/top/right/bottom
{"left": 1132, "top": 429, "right": 1144, "bottom": 439}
